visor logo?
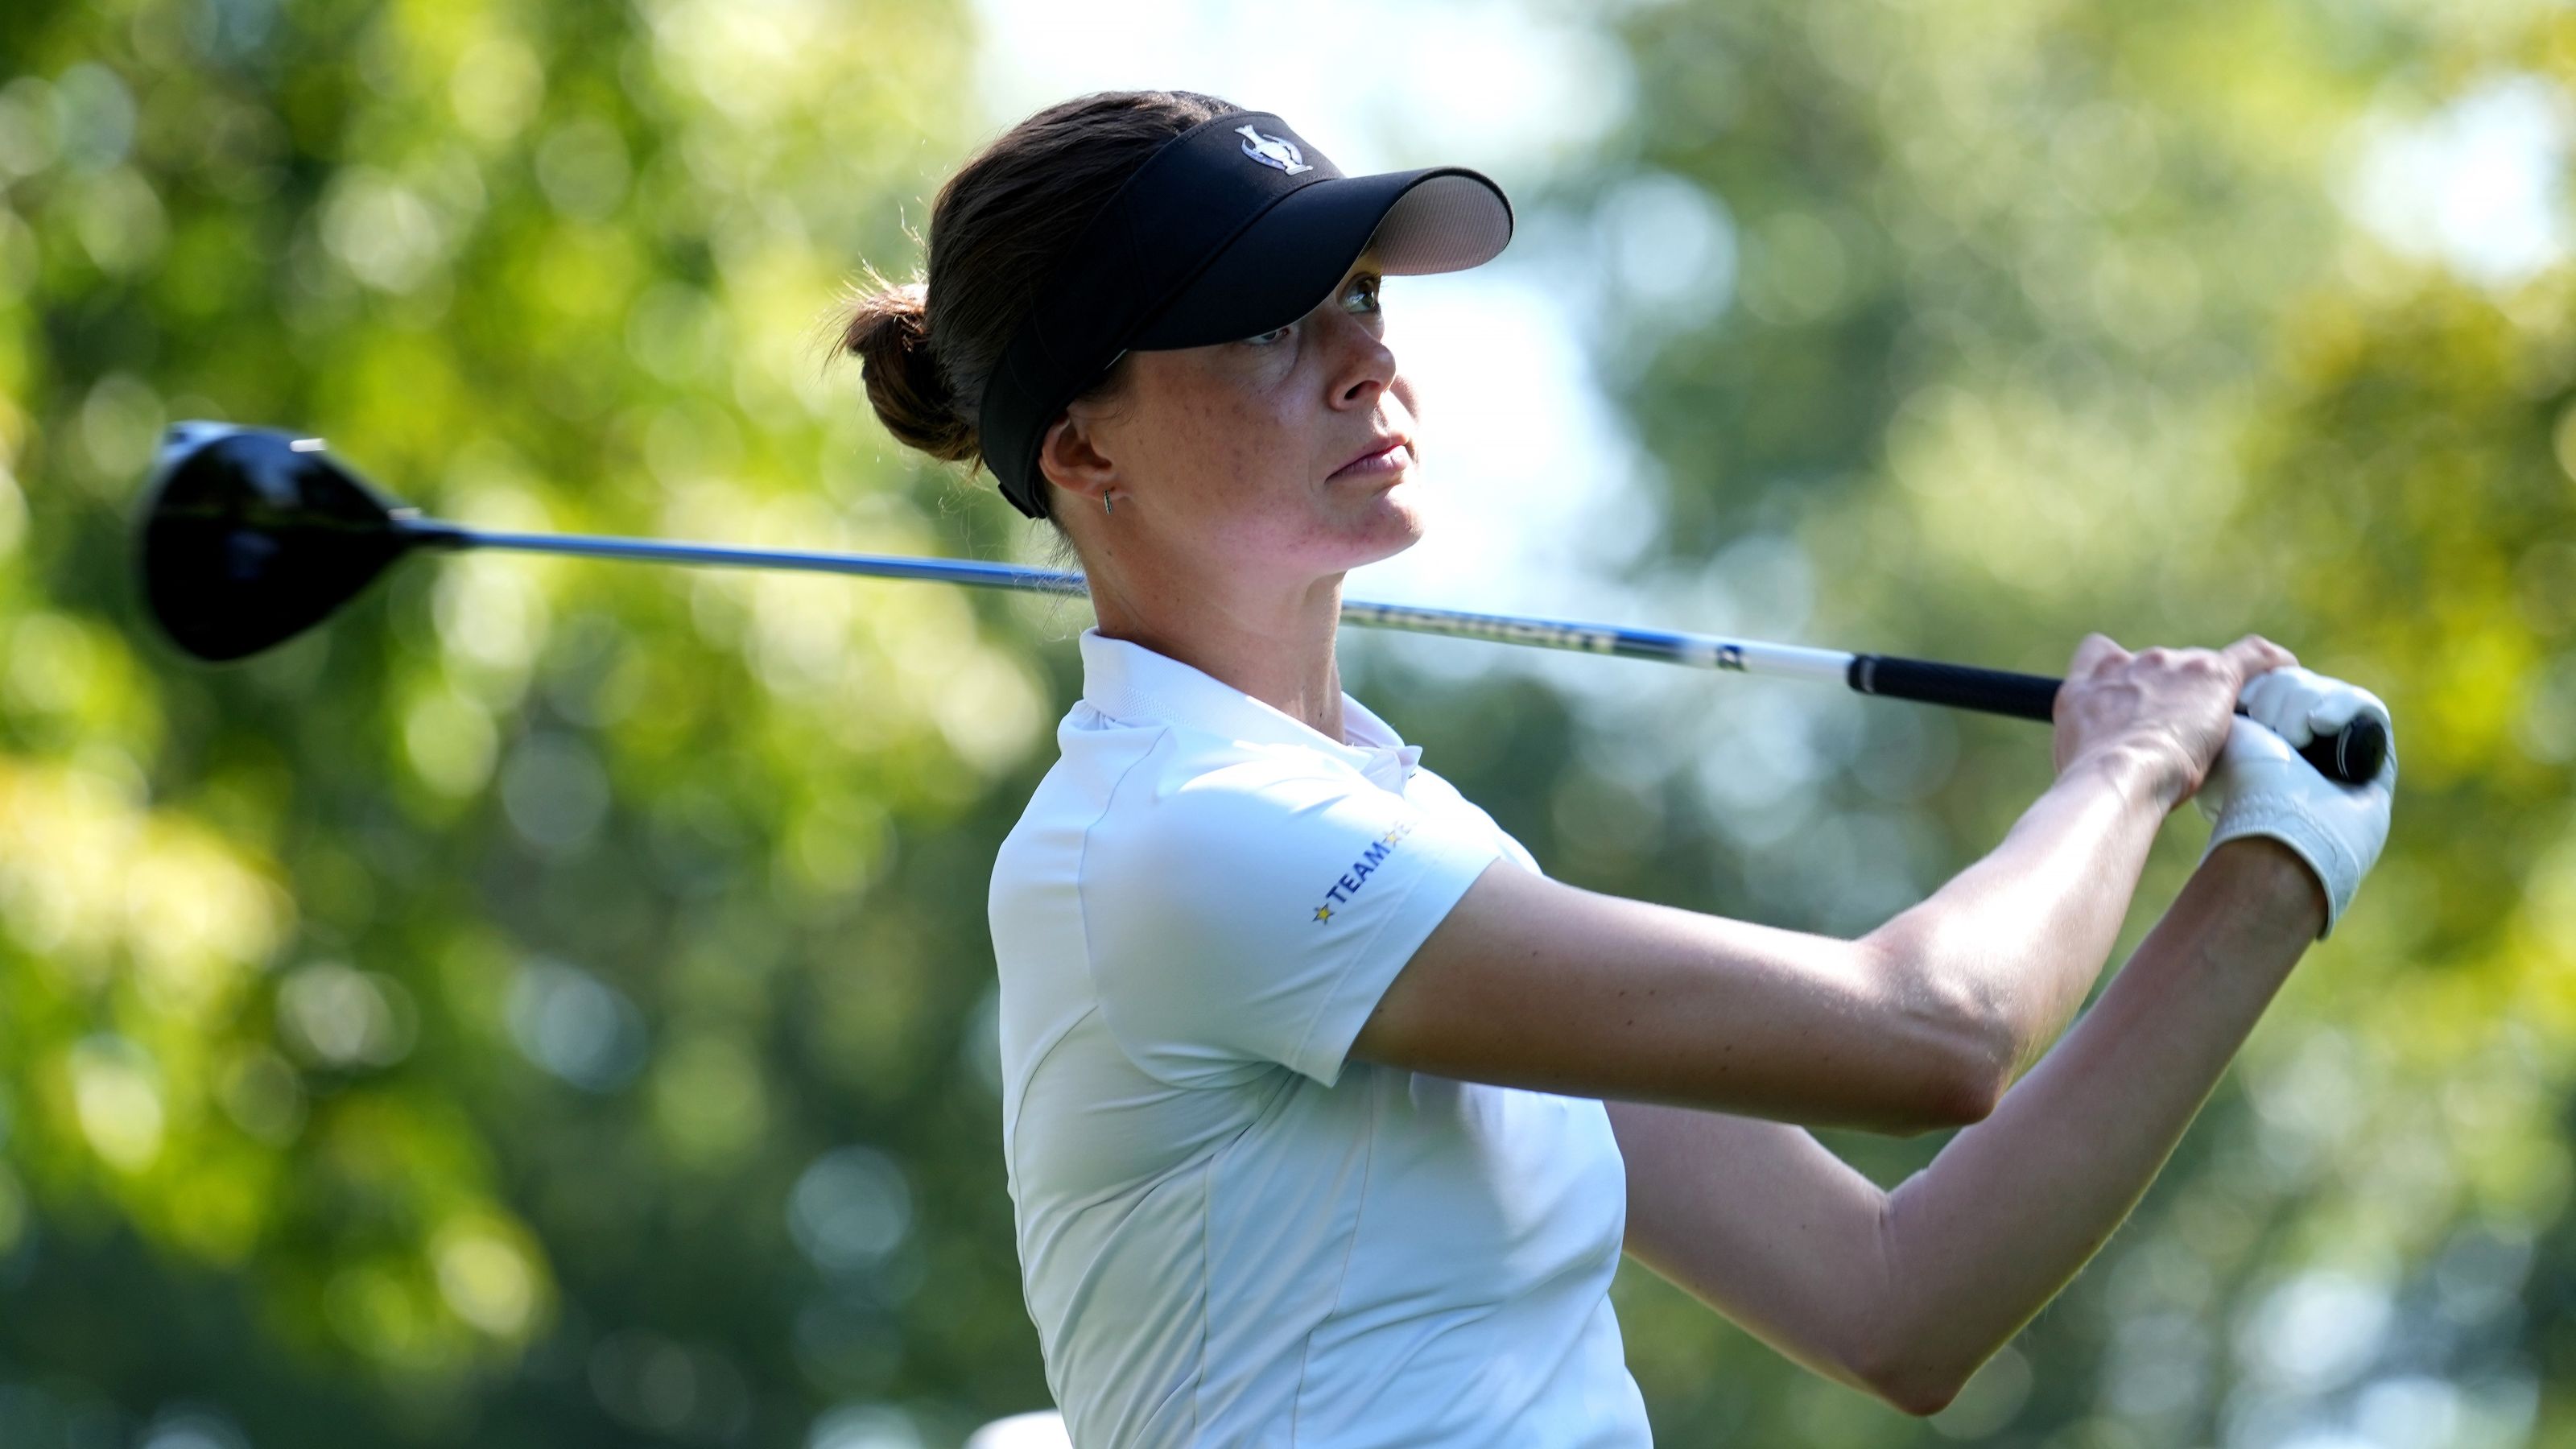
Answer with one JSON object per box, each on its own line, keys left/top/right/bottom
{"left": 1236, "top": 125, "right": 1314, "bottom": 175}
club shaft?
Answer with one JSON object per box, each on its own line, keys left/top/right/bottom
{"left": 402, "top": 518, "right": 2384, "bottom": 782}
{"left": 421, "top": 520, "right": 1092, "bottom": 597}
{"left": 411, "top": 518, "right": 1861, "bottom": 682}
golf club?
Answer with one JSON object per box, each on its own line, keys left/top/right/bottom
{"left": 133, "top": 422, "right": 2388, "bottom": 785}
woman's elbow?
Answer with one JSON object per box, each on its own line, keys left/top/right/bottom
{"left": 1839, "top": 1056, "right": 1996, "bottom": 1140}
{"left": 1873, "top": 1367, "right": 1966, "bottom": 1419}
{"left": 1924, "top": 1034, "right": 2007, "bottom": 1131}
{"left": 1860, "top": 939, "right": 2011, "bottom": 1134}
{"left": 1849, "top": 1327, "right": 1969, "bottom": 1418}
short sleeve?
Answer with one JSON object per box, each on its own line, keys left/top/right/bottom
{"left": 1080, "top": 742, "right": 1504, "bottom": 1089}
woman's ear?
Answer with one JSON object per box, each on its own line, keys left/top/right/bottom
{"left": 1036, "top": 411, "right": 1117, "bottom": 510}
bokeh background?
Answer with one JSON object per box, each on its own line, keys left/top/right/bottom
{"left": 4, "top": 0, "right": 2574, "bottom": 1443}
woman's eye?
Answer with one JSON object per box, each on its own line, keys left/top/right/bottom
{"left": 1241, "top": 277, "right": 1379, "bottom": 346}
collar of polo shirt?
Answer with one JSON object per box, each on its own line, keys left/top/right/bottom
{"left": 1076, "top": 628, "right": 1423, "bottom": 791}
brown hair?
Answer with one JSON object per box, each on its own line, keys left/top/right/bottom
{"left": 836, "top": 90, "right": 1241, "bottom": 522}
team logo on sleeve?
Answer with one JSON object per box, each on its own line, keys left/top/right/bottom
{"left": 1312, "top": 819, "right": 1415, "bottom": 923}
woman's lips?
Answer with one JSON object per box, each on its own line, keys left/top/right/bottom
{"left": 1330, "top": 440, "right": 1412, "bottom": 480}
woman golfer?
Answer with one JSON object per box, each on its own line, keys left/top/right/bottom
{"left": 841, "top": 91, "right": 2397, "bottom": 1447}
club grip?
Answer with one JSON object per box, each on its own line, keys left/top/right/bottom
{"left": 1847, "top": 654, "right": 2387, "bottom": 786}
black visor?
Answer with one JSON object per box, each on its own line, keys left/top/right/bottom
{"left": 976, "top": 110, "right": 1513, "bottom": 519}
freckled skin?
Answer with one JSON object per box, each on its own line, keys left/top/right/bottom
{"left": 1033, "top": 251, "right": 1421, "bottom": 741}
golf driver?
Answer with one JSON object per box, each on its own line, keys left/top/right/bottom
{"left": 132, "top": 423, "right": 2389, "bottom": 785}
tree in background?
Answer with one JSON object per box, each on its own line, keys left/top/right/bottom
{"left": 2, "top": 0, "right": 1063, "bottom": 1443}
{"left": 1456, "top": 0, "right": 2574, "bottom": 1443}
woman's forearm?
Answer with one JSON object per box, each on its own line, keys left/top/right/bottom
{"left": 1866, "top": 836, "right": 2323, "bottom": 1407}
{"left": 1866, "top": 744, "right": 2180, "bottom": 1085}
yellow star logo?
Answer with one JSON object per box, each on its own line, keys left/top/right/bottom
{"left": 1313, "top": 905, "right": 1334, "bottom": 923}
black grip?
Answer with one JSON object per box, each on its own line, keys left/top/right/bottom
{"left": 1847, "top": 654, "right": 2060, "bottom": 720}
{"left": 2297, "top": 712, "right": 2388, "bottom": 786}
{"left": 1847, "top": 654, "right": 2387, "bottom": 786}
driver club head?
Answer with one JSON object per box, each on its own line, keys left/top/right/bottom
{"left": 134, "top": 422, "right": 431, "bottom": 663}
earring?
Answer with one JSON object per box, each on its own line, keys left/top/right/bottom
{"left": 1104, "top": 493, "right": 1115, "bottom": 516}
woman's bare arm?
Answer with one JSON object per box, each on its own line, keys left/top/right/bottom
{"left": 1353, "top": 634, "right": 2291, "bottom": 1137}
{"left": 1608, "top": 838, "right": 2321, "bottom": 1415}
{"left": 1352, "top": 741, "right": 2177, "bottom": 1134}
{"left": 1865, "top": 836, "right": 2320, "bottom": 1408}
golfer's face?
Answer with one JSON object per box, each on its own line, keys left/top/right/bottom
{"left": 1087, "top": 253, "right": 1426, "bottom": 575}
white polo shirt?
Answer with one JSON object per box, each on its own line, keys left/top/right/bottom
{"left": 989, "top": 627, "right": 1651, "bottom": 1447}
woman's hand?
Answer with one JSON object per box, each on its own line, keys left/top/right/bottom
{"left": 2050, "top": 633, "right": 2300, "bottom": 810}
{"left": 2194, "top": 667, "right": 2399, "bottom": 939}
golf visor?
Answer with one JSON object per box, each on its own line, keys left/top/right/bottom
{"left": 976, "top": 110, "right": 1513, "bottom": 519}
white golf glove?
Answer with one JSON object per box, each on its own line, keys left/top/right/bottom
{"left": 2194, "top": 667, "right": 2397, "bottom": 939}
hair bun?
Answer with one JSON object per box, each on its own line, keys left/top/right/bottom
{"left": 840, "top": 275, "right": 979, "bottom": 464}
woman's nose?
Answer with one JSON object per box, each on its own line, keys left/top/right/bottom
{"left": 1327, "top": 316, "right": 1397, "bottom": 405}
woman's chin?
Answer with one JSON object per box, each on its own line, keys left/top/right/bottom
{"left": 1344, "top": 485, "right": 1429, "bottom": 568}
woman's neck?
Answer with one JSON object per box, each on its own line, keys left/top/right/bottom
{"left": 1088, "top": 564, "right": 1350, "bottom": 744}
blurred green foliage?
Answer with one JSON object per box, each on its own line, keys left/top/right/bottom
{"left": 1, "top": 0, "right": 1059, "bottom": 1442}
{"left": 1, "top": 0, "right": 2572, "bottom": 1445}
{"left": 1517, "top": 1, "right": 2576, "bottom": 1445}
